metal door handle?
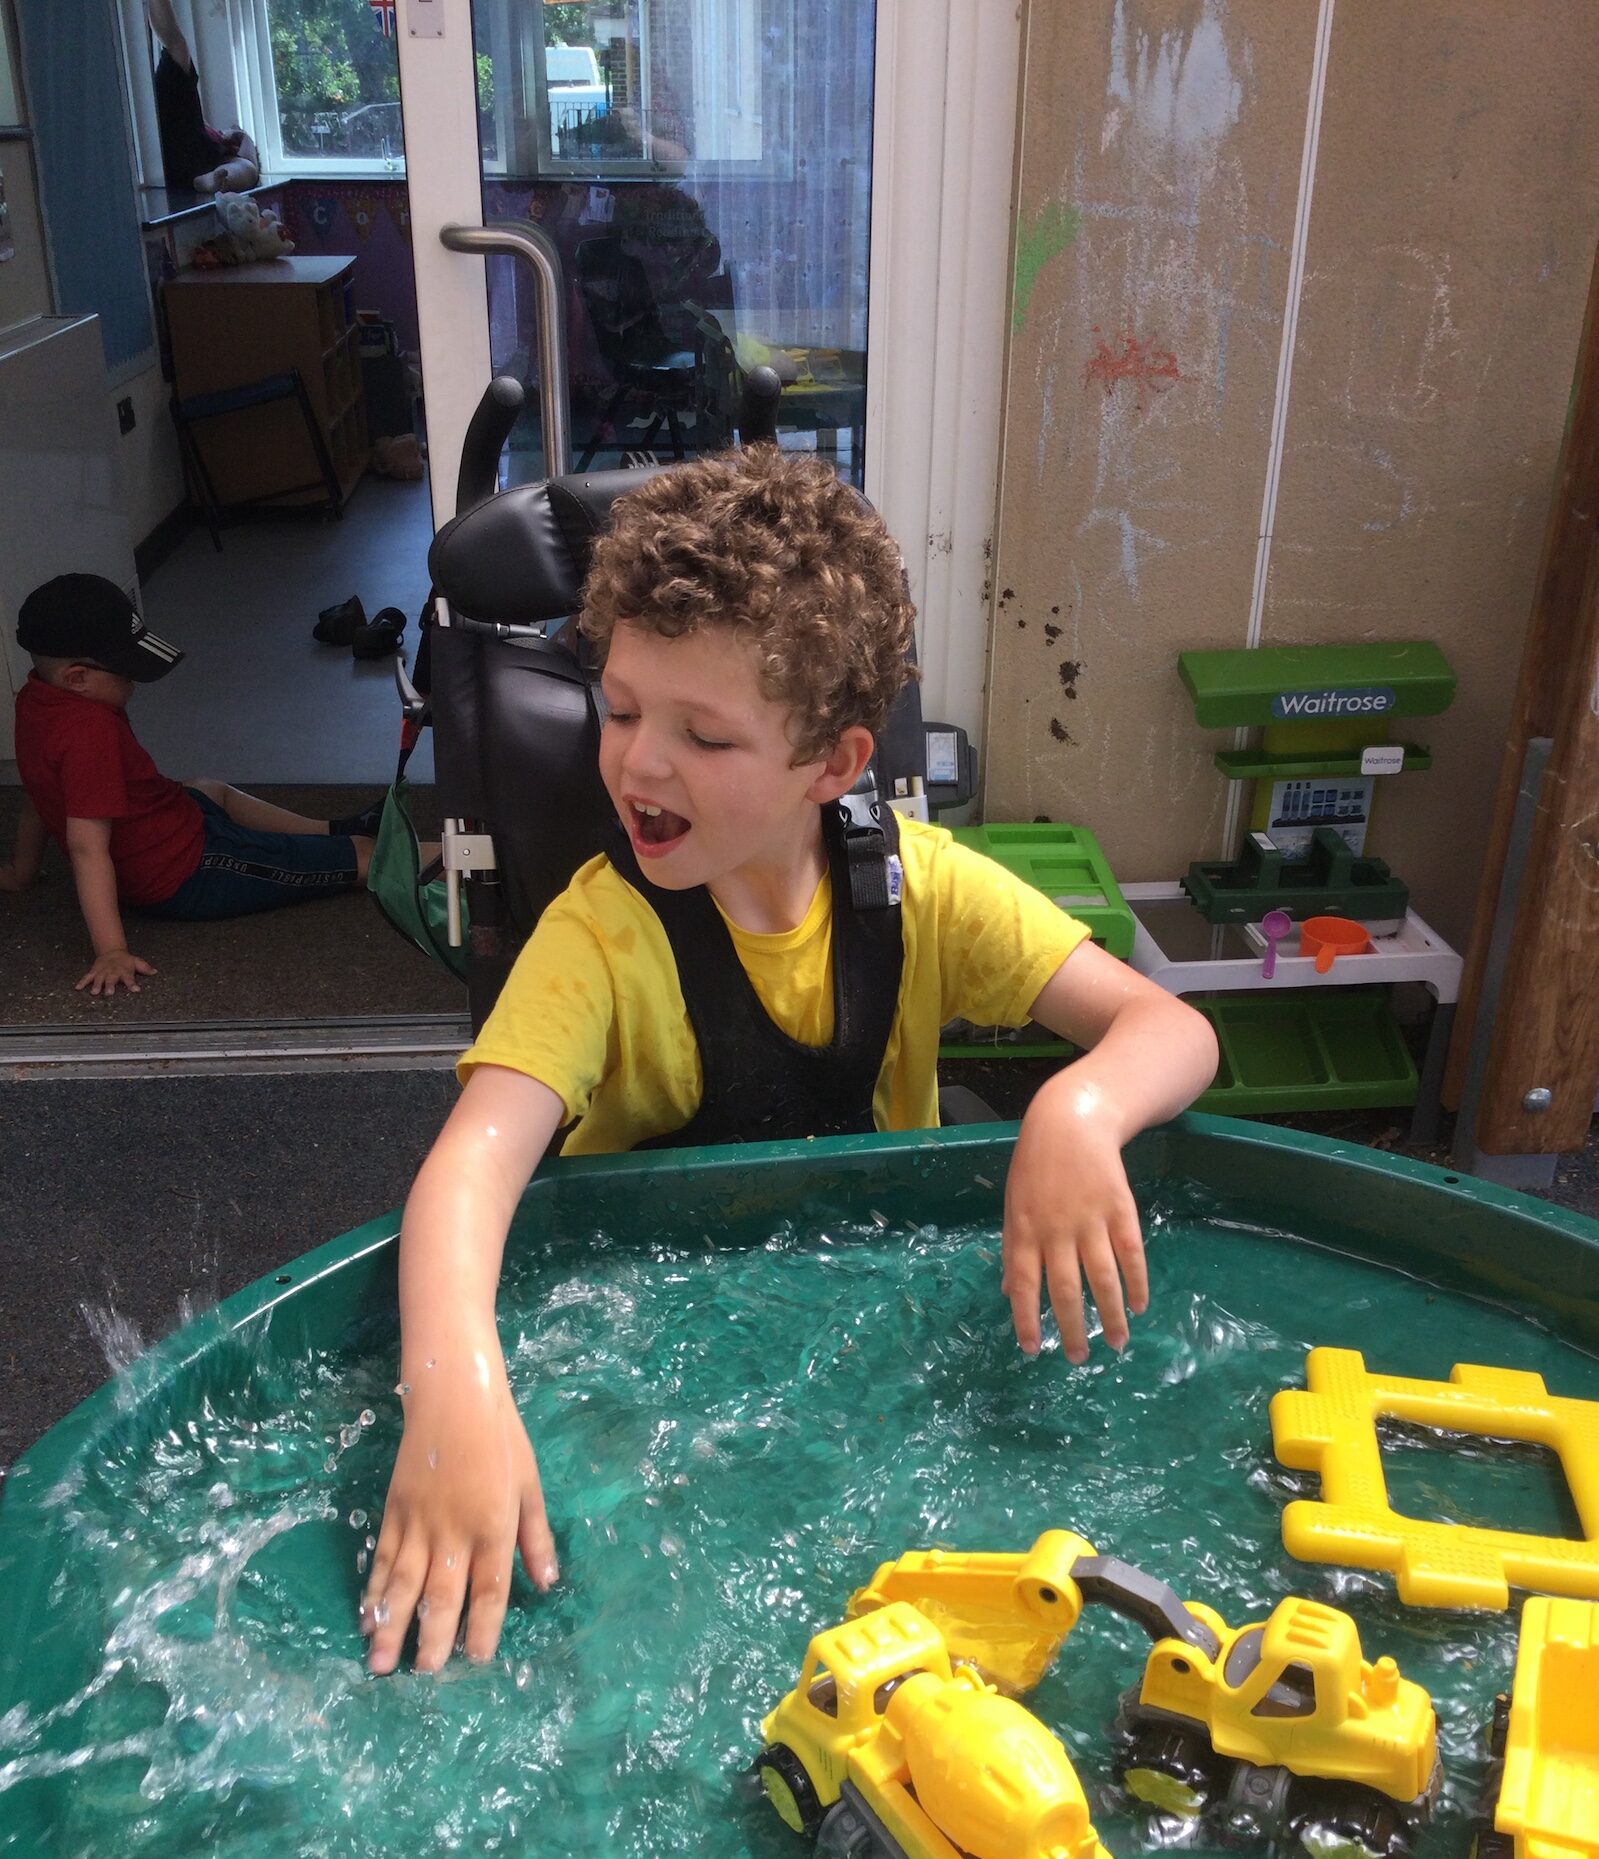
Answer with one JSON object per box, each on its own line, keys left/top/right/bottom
{"left": 440, "top": 221, "right": 570, "bottom": 478}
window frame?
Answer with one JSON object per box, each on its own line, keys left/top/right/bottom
{"left": 511, "top": 0, "right": 793, "bottom": 184}
{"left": 119, "top": 0, "right": 409, "bottom": 186}
{"left": 237, "top": 0, "right": 405, "bottom": 179}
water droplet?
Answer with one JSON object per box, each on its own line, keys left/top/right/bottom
{"left": 207, "top": 1482, "right": 232, "bottom": 1508}
{"left": 417, "top": 1597, "right": 430, "bottom": 1619}
{"left": 515, "top": 1661, "right": 532, "bottom": 1690}
{"left": 358, "top": 1408, "right": 376, "bottom": 1428}
{"left": 425, "top": 1358, "right": 437, "bottom": 1370}
{"left": 372, "top": 1596, "right": 390, "bottom": 1628}
{"left": 356, "top": 1550, "right": 368, "bottom": 1575}
{"left": 427, "top": 1447, "right": 439, "bottom": 1470}
{"left": 349, "top": 1509, "right": 367, "bottom": 1529}
{"left": 323, "top": 1456, "right": 337, "bottom": 1473}
{"left": 364, "top": 1534, "right": 375, "bottom": 1551}
{"left": 660, "top": 1531, "right": 683, "bottom": 1558}
{"left": 394, "top": 1380, "right": 411, "bottom": 1397}
{"left": 339, "top": 1425, "right": 358, "bottom": 1449}
{"left": 445, "top": 1553, "right": 457, "bottom": 1570}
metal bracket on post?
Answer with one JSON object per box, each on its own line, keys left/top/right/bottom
{"left": 442, "top": 820, "right": 497, "bottom": 949}
{"left": 1451, "top": 736, "right": 1558, "bottom": 1188}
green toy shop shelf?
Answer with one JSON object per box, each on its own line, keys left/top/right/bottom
{"left": 1192, "top": 987, "right": 1419, "bottom": 1115}
{"left": 949, "top": 822, "right": 1135, "bottom": 959}
{"left": 1178, "top": 642, "right": 1457, "bottom": 728}
{"left": 1212, "top": 743, "right": 1434, "bottom": 781}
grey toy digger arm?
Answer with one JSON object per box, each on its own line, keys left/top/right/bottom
{"left": 1068, "top": 1556, "right": 1221, "bottom": 1658}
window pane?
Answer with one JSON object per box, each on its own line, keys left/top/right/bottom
{"left": 475, "top": 0, "right": 873, "bottom": 490}
{"left": 268, "top": 0, "right": 402, "bottom": 161}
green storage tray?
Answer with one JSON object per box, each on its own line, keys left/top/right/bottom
{"left": 1193, "top": 987, "right": 1419, "bottom": 1115}
{"left": 1213, "top": 743, "right": 1433, "bottom": 781}
{"left": 949, "top": 821, "right": 1135, "bottom": 959}
{"left": 1183, "top": 824, "right": 1410, "bottom": 926}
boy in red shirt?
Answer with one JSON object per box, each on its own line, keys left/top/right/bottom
{"left": 2, "top": 574, "right": 378, "bottom": 996}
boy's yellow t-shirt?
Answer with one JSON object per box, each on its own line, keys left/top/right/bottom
{"left": 458, "top": 814, "right": 1091, "bottom": 1152}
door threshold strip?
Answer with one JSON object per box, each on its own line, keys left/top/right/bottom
{"left": 1, "top": 1015, "right": 471, "bottom": 1081}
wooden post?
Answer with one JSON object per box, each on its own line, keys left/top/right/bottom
{"left": 1468, "top": 549, "right": 1599, "bottom": 1153}
{"left": 1444, "top": 237, "right": 1599, "bottom": 1142}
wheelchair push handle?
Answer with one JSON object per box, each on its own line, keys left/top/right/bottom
{"left": 455, "top": 375, "right": 526, "bottom": 519}
{"left": 740, "top": 365, "right": 783, "bottom": 446}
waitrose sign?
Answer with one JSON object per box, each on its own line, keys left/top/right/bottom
{"left": 1271, "top": 686, "right": 1397, "bottom": 720}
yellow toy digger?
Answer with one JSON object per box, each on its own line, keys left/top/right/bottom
{"left": 1075, "top": 1556, "right": 1440, "bottom": 1856}
{"left": 754, "top": 1600, "right": 1111, "bottom": 1859}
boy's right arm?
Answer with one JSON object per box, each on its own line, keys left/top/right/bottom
{"left": 64, "top": 816, "right": 158, "bottom": 995}
{"left": 364, "top": 1064, "right": 567, "bottom": 1675}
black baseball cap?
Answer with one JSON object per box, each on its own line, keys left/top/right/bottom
{"left": 17, "top": 574, "right": 183, "bottom": 683}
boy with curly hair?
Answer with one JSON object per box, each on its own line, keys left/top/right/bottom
{"left": 364, "top": 447, "right": 1217, "bottom": 1676}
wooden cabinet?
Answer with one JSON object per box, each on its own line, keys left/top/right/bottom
{"left": 163, "top": 256, "right": 370, "bottom": 511}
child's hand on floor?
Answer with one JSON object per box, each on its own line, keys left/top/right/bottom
{"left": 363, "top": 1342, "right": 558, "bottom": 1674}
{"left": 1000, "top": 1069, "right": 1148, "bottom": 1364}
{"left": 76, "top": 950, "right": 158, "bottom": 996}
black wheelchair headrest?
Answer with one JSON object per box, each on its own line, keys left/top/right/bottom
{"left": 427, "top": 466, "right": 668, "bottom": 628}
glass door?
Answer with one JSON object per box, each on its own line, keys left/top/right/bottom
{"left": 399, "top": 0, "right": 876, "bottom": 525}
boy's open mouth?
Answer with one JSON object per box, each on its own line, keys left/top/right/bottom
{"left": 630, "top": 800, "right": 691, "bottom": 856}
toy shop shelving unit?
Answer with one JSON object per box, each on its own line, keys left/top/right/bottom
{"left": 1127, "top": 643, "right": 1463, "bottom": 1135}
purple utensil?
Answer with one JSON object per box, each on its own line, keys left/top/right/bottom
{"left": 1261, "top": 908, "right": 1293, "bottom": 980}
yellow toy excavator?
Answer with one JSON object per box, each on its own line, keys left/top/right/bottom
{"left": 1076, "top": 1556, "right": 1440, "bottom": 1857}
{"left": 754, "top": 1600, "right": 1111, "bottom": 1859}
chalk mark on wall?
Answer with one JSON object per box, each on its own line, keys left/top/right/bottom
{"left": 1013, "top": 200, "right": 1082, "bottom": 334}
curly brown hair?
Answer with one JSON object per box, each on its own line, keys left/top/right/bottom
{"left": 579, "top": 446, "right": 918, "bottom": 764}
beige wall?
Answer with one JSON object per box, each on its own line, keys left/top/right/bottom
{"left": 988, "top": 0, "right": 1599, "bottom": 948}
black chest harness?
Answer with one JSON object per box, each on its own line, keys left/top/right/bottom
{"left": 605, "top": 796, "right": 904, "bottom": 1147}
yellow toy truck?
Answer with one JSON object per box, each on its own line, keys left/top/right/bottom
{"left": 754, "top": 1600, "right": 1111, "bottom": 1859}
{"left": 1072, "top": 1555, "right": 1440, "bottom": 1857}
{"left": 1473, "top": 1595, "right": 1599, "bottom": 1858}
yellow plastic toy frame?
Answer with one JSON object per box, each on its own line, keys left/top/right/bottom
{"left": 1270, "top": 1349, "right": 1599, "bottom": 1610}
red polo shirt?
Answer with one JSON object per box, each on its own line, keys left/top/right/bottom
{"left": 14, "top": 675, "right": 204, "bottom": 906}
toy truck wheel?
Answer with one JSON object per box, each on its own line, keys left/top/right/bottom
{"left": 1469, "top": 1833, "right": 1515, "bottom": 1859}
{"left": 1119, "top": 1723, "right": 1216, "bottom": 1819}
{"left": 1291, "top": 1789, "right": 1410, "bottom": 1859}
{"left": 816, "top": 1794, "right": 898, "bottom": 1859}
{"left": 755, "top": 1744, "right": 824, "bottom": 1840}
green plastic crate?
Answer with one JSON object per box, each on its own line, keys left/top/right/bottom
{"left": 949, "top": 822, "right": 1135, "bottom": 959}
{"left": 1193, "top": 987, "right": 1419, "bottom": 1115}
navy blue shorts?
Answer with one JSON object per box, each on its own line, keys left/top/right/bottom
{"left": 138, "top": 789, "right": 361, "bottom": 922}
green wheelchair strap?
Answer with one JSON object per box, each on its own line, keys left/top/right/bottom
{"left": 366, "top": 779, "right": 468, "bottom": 981}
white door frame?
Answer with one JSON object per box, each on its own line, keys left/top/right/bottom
{"left": 396, "top": 0, "right": 1020, "bottom": 757}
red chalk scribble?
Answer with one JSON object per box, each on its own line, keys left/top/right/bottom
{"left": 1082, "top": 328, "right": 1183, "bottom": 401}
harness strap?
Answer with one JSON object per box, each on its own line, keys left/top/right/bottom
{"left": 607, "top": 797, "right": 904, "bottom": 1147}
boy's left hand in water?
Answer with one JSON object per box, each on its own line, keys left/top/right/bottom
{"left": 1000, "top": 1071, "right": 1147, "bottom": 1364}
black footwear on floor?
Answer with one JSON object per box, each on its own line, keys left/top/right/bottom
{"left": 313, "top": 595, "right": 367, "bottom": 645}
{"left": 350, "top": 606, "right": 406, "bottom": 660}
{"left": 328, "top": 794, "right": 389, "bottom": 837}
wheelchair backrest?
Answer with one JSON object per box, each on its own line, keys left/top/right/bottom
{"left": 425, "top": 464, "right": 928, "bottom": 945}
